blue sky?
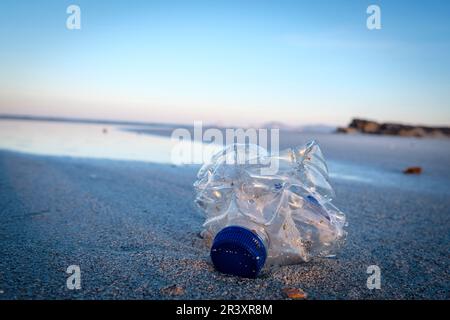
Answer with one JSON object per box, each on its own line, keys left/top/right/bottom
{"left": 0, "top": 0, "right": 449, "bottom": 126}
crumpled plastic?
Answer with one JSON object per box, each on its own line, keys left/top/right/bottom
{"left": 194, "top": 141, "right": 347, "bottom": 266}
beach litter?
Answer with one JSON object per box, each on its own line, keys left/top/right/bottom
{"left": 194, "top": 141, "right": 347, "bottom": 278}
{"left": 403, "top": 166, "right": 422, "bottom": 174}
{"left": 282, "top": 287, "right": 308, "bottom": 299}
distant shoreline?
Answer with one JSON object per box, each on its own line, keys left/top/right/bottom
{"left": 0, "top": 114, "right": 180, "bottom": 128}
{"left": 2, "top": 114, "right": 449, "bottom": 138}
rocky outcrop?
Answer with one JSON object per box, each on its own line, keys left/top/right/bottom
{"left": 337, "top": 119, "right": 450, "bottom": 138}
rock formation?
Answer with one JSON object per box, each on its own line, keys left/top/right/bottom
{"left": 337, "top": 119, "right": 450, "bottom": 138}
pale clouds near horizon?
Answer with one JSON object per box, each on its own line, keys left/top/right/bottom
{"left": 0, "top": 0, "right": 449, "bottom": 126}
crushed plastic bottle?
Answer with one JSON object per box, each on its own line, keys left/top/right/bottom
{"left": 194, "top": 141, "right": 347, "bottom": 278}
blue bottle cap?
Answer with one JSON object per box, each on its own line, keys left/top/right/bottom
{"left": 210, "top": 226, "right": 267, "bottom": 278}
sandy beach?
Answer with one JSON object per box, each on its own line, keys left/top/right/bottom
{"left": 1, "top": 0, "right": 449, "bottom": 304}
{"left": 0, "top": 121, "right": 449, "bottom": 299}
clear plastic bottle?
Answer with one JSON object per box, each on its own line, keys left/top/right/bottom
{"left": 194, "top": 141, "right": 347, "bottom": 278}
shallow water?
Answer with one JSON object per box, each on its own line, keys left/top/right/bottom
{"left": 0, "top": 119, "right": 218, "bottom": 164}
{"left": 0, "top": 119, "right": 449, "bottom": 195}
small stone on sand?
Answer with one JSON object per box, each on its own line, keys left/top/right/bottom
{"left": 282, "top": 287, "right": 308, "bottom": 299}
{"left": 403, "top": 166, "right": 422, "bottom": 174}
{"left": 161, "top": 284, "right": 185, "bottom": 296}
